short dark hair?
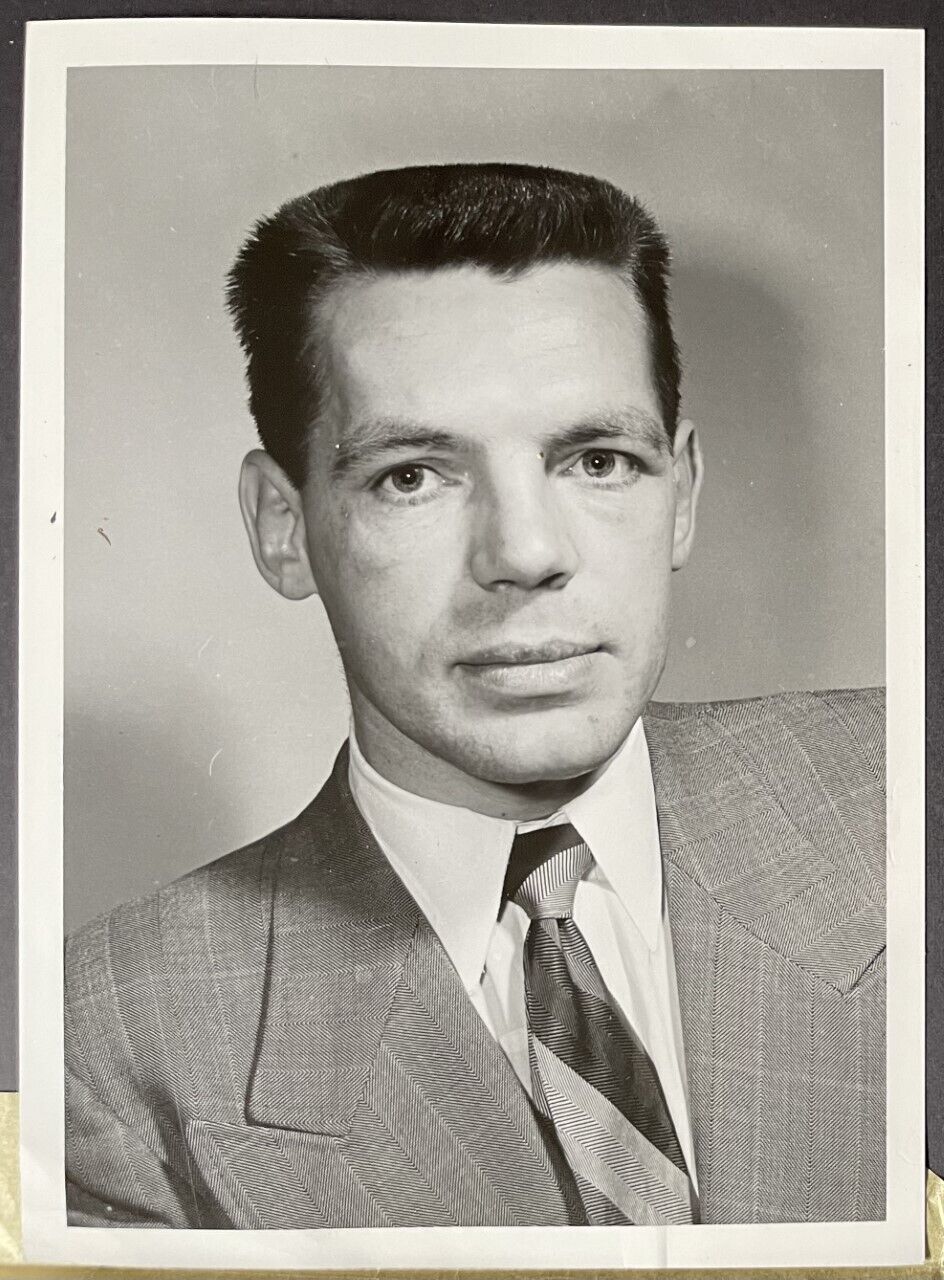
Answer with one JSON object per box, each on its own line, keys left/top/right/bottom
{"left": 226, "top": 162, "right": 681, "bottom": 489}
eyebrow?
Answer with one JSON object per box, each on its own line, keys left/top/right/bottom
{"left": 330, "top": 424, "right": 459, "bottom": 478}
{"left": 547, "top": 409, "right": 671, "bottom": 458}
{"left": 329, "top": 406, "right": 670, "bottom": 478}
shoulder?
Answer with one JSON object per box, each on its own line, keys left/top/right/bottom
{"left": 66, "top": 743, "right": 361, "bottom": 1019}
{"left": 64, "top": 837, "right": 268, "bottom": 1083}
{"left": 647, "top": 684, "right": 884, "bottom": 724}
{"left": 646, "top": 686, "right": 884, "bottom": 780}
{"left": 66, "top": 835, "right": 264, "bottom": 979}
{"left": 646, "top": 688, "right": 886, "bottom": 993}
{"left": 645, "top": 686, "right": 885, "bottom": 810}
{"left": 645, "top": 686, "right": 886, "bottom": 905}
{"left": 64, "top": 791, "right": 328, "bottom": 1074}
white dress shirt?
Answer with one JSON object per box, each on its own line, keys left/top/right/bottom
{"left": 348, "top": 720, "right": 697, "bottom": 1186}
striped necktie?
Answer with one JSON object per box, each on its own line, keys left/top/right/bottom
{"left": 505, "top": 822, "right": 699, "bottom": 1226}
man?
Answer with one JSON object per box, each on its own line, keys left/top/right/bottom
{"left": 64, "top": 163, "right": 885, "bottom": 1228}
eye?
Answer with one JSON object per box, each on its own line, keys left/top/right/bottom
{"left": 375, "top": 462, "right": 452, "bottom": 505}
{"left": 384, "top": 464, "right": 429, "bottom": 494}
{"left": 581, "top": 450, "right": 618, "bottom": 478}
{"left": 574, "top": 449, "right": 640, "bottom": 482}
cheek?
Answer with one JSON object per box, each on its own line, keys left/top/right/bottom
{"left": 577, "top": 486, "right": 676, "bottom": 575}
{"left": 576, "top": 493, "right": 676, "bottom": 651}
{"left": 307, "top": 498, "right": 462, "bottom": 648}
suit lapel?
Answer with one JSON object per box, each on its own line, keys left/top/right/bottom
{"left": 245, "top": 751, "right": 420, "bottom": 1138}
{"left": 645, "top": 709, "right": 724, "bottom": 1209}
{"left": 241, "top": 747, "right": 575, "bottom": 1227}
{"left": 646, "top": 702, "right": 885, "bottom": 1223}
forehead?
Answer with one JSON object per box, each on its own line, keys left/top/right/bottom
{"left": 314, "top": 263, "right": 660, "bottom": 432}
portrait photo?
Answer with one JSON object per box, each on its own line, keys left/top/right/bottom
{"left": 16, "top": 18, "right": 925, "bottom": 1273}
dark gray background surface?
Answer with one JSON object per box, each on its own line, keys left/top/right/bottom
{"left": 1, "top": 0, "right": 940, "bottom": 1183}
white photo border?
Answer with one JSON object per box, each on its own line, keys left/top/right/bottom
{"left": 18, "top": 18, "right": 926, "bottom": 1272}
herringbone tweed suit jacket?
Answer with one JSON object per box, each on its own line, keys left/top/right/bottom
{"left": 65, "top": 689, "right": 886, "bottom": 1228}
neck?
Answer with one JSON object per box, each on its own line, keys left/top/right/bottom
{"left": 349, "top": 693, "right": 603, "bottom": 821}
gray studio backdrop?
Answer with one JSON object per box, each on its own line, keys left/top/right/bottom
{"left": 64, "top": 67, "right": 884, "bottom": 932}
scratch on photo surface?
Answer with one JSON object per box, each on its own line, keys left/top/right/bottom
{"left": 208, "top": 748, "right": 223, "bottom": 776}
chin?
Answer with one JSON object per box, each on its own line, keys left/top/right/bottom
{"left": 452, "top": 709, "right": 637, "bottom": 786}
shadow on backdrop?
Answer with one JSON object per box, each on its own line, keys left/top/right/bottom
{"left": 663, "top": 256, "right": 882, "bottom": 701}
{"left": 64, "top": 688, "right": 256, "bottom": 935}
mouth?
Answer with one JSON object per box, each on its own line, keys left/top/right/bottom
{"left": 460, "top": 640, "right": 601, "bottom": 666}
{"left": 456, "top": 642, "right": 604, "bottom": 699}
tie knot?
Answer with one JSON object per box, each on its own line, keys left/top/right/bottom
{"left": 505, "top": 822, "right": 593, "bottom": 919}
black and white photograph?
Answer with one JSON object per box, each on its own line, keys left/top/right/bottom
{"left": 17, "top": 18, "right": 925, "bottom": 1272}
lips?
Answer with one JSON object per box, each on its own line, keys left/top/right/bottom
{"left": 456, "top": 642, "right": 603, "bottom": 700}
{"left": 459, "top": 640, "right": 600, "bottom": 667}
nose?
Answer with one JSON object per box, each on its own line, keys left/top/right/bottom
{"left": 469, "top": 466, "right": 580, "bottom": 592}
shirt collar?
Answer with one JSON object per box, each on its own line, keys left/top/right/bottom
{"left": 564, "top": 720, "right": 663, "bottom": 952}
{"left": 347, "top": 719, "right": 663, "bottom": 994}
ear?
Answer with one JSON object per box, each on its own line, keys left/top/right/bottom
{"left": 238, "top": 450, "right": 318, "bottom": 600}
{"left": 670, "top": 419, "right": 703, "bottom": 571}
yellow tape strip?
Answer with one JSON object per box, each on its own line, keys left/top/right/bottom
{"left": 0, "top": 1092, "right": 19, "bottom": 1266}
